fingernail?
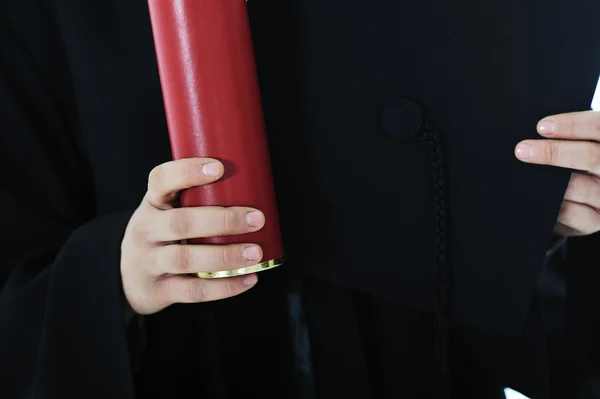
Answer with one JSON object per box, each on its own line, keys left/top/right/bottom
{"left": 246, "top": 211, "right": 264, "bottom": 228}
{"left": 243, "top": 274, "right": 258, "bottom": 286}
{"left": 243, "top": 246, "right": 261, "bottom": 261}
{"left": 538, "top": 120, "right": 556, "bottom": 136}
{"left": 515, "top": 143, "right": 534, "bottom": 159}
{"left": 201, "top": 162, "right": 221, "bottom": 177}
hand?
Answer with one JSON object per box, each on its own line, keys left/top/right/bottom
{"left": 515, "top": 111, "right": 600, "bottom": 236}
{"left": 121, "top": 158, "right": 265, "bottom": 315}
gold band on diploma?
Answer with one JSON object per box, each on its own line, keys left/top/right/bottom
{"left": 195, "top": 257, "right": 284, "bottom": 279}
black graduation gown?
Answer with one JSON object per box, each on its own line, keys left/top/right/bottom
{"left": 1, "top": 0, "right": 600, "bottom": 398}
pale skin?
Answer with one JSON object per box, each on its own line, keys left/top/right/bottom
{"left": 121, "top": 158, "right": 264, "bottom": 315}
{"left": 515, "top": 110, "right": 600, "bottom": 237}
{"left": 121, "top": 110, "right": 600, "bottom": 315}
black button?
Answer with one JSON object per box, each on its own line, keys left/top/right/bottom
{"left": 381, "top": 97, "right": 424, "bottom": 140}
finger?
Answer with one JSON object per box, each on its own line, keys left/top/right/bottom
{"left": 146, "top": 158, "right": 224, "bottom": 210}
{"left": 556, "top": 200, "right": 600, "bottom": 236}
{"left": 157, "top": 273, "right": 258, "bottom": 304}
{"left": 148, "top": 206, "right": 265, "bottom": 242}
{"left": 152, "top": 243, "right": 263, "bottom": 275}
{"left": 554, "top": 222, "right": 580, "bottom": 237}
{"left": 536, "top": 111, "right": 600, "bottom": 141}
{"left": 515, "top": 139, "right": 600, "bottom": 174}
{"left": 563, "top": 172, "right": 600, "bottom": 209}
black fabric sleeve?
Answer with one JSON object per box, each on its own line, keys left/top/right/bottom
{"left": 122, "top": 284, "right": 149, "bottom": 376}
{"left": 0, "top": 1, "right": 138, "bottom": 397}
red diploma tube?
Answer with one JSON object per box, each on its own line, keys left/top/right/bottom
{"left": 148, "top": 0, "right": 284, "bottom": 278}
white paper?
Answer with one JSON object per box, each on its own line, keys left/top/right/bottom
{"left": 591, "top": 74, "right": 600, "bottom": 111}
{"left": 504, "top": 388, "right": 531, "bottom": 399}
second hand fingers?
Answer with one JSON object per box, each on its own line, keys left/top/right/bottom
{"left": 515, "top": 139, "right": 600, "bottom": 174}
{"left": 556, "top": 200, "right": 600, "bottom": 236}
{"left": 536, "top": 111, "right": 600, "bottom": 141}
{"left": 563, "top": 173, "right": 600, "bottom": 209}
{"left": 152, "top": 243, "right": 263, "bottom": 275}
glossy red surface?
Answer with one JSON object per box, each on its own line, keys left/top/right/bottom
{"left": 148, "top": 0, "right": 283, "bottom": 263}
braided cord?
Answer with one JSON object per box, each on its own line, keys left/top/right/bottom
{"left": 417, "top": 130, "right": 452, "bottom": 399}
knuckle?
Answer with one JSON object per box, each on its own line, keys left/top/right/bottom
{"left": 220, "top": 280, "right": 238, "bottom": 298}
{"left": 217, "top": 247, "right": 234, "bottom": 269}
{"left": 170, "top": 246, "right": 191, "bottom": 273}
{"left": 149, "top": 279, "right": 170, "bottom": 306}
{"left": 129, "top": 219, "right": 149, "bottom": 244}
{"left": 148, "top": 164, "right": 166, "bottom": 192}
{"left": 169, "top": 210, "right": 192, "bottom": 236}
{"left": 544, "top": 143, "right": 560, "bottom": 165}
{"left": 180, "top": 160, "right": 197, "bottom": 186}
{"left": 150, "top": 279, "right": 163, "bottom": 296}
{"left": 566, "top": 118, "right": 576, "bottom": 137}
{"left": 587, "top": 145, "right": 600, "bottom": 172}
{"left": 183, "top": 283, "right": 207, "bottom": 303}
{"left": 221, "top": 208, "right": 240, "bottom": 232}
